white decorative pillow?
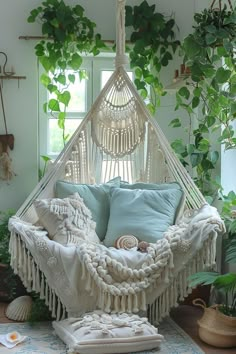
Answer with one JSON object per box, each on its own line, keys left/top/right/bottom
{"left": 53, "top": 311, "right": 163, "bottom": 354}
{"left": 34, "top": 193, "right": 100, "bottom": 246}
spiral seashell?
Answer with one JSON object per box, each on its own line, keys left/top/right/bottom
{"left": 115, "top": 235, "right": 139, "bottom": 249}
{"left": 5, "top": 295, "right": 32, "bottom": 322}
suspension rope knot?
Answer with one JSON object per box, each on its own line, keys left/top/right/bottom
{"left": 115, "top": 0, "right": 128, "bottom": 68}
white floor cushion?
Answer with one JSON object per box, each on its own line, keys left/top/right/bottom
{"left": 53, "top": 311, "right": 163, "bottom": 354}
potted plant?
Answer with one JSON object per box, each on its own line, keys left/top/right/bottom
{"left": 189, "top": 191, "right": 236, "bottom": 348}
{"left": 0, "top": 209, "right": 27, "bottom": 302}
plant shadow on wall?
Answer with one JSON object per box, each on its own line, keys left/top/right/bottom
{"left": 28, "top": 0, "right": 107, "bottom": 146}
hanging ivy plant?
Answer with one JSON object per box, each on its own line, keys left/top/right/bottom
{"left": 28, "top": 0, "right": 106, "bottom": 144}
{"left": 125, "top": 0, "right": 180, "bottom": 114}
{"left": 170, "top": 3, "right": 236, "bottom": 201}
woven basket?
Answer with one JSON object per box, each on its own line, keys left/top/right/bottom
{"left": 193, "top": 298, "right": 236, "bottom": 348}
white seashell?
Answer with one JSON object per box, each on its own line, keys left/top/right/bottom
{"left": 115, "top": 235, "right": 139, "bottom": 249}
{"left": 6, "top": 296, "right": 32, "bottom": 322}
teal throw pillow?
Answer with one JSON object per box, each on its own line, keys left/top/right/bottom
{"left": 103, "top": 187, "right": 183, "bottom": 247}
{"left": 55, "top": 177, "right": 121, "bottom": 241}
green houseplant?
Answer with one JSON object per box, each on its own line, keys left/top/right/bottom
{"left": 28, "top": 0, "right": 106, "bottom": 145}
{"left": 0, "top": 209, "right": 27, "bottom": 301}
{"left": 170, "top": 2, "right": 236, "bottom": 202}
{"left": 125, "top": 0, "right": 180, "bottom": 114}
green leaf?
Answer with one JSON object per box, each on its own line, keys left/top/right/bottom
{"left": 58, "top": 91, "right": 71, "bottom": 107}
{"left": 171, "top": 139, "right": 186, "bottom": 154}
{"left": 198, "top": 138, "right": 210, "bottom": 152}
{"left": 68, "top": 74, "right": 75, "bottom": 84}
{"left": 169, "top": 118, "right": 181, "bottom": 128}
{"left": 135, "top": 67, "right": 143, "bottom": 80}
{"left": 215, "top": 68, "right": 231, "bottom": 84}
{"left": 41, "top": 155, "right": 51, "bottom": 162}
{"left": 56, "top": 74, "right": 66, "bottom": 85}
{"left": 48, "top": 99, "right": 60, "bottom": 112}
{"left": 231, "top": 102, "right": 236, "bottom": 115}
{"left": 69, "top": 53, "right": 83, "bottom": 70}
{"left": 40, "top": 73, "right": 51, "bottom": 86}
{"left": 178, "top": 87, "right": 190, "bottom": 100}
{"left": 206, "top": 115, "right": 216, "bottom": 128}
{"left": 209, "top": 151, "right": 219, "bottom": 164}
{"left": 58, "top": 112, "right": 66, "bottom": 130}
{"left": 205, "top": 33, "right": 216, "bottom": 45}
{"left": 192, "top": 96, "right": 200, "bottom": 109}
{"left": 214, "top": 273, "right": 236, "bottom": 292}
{"left": 188, "top": 272, "right": 220, "bottom": 287}
{"left": 190, "top": 153, "right": 202, "bottom": 168}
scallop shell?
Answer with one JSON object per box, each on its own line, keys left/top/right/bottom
{"left": 115, "top": 235, "right": 139, "bottom": 249}
{"left": 6, "top": 295, "right": 32, "bottom": 322}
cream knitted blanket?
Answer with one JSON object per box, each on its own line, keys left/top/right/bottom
{"left": 9, "top": 204, "right": 224, "bottom": 322}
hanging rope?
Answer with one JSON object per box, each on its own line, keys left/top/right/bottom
{"left": 115, "top": 0, "right": 129, "bottom": 68}
{"left": 0, "top": 83, "right": 8, "bottom": 135}
{"left": 211, "top": 0, "right": 233, "bottom": 11}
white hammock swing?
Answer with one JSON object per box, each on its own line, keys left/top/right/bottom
{"left": 9, "top": 0, "right": 224, "bottom": 323}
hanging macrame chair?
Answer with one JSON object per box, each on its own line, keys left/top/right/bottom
{"left": 9, "top": 0, "right": 224, "bottom": 323}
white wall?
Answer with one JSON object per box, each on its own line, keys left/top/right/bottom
{"left": 0, "top": 0, "right": 216, "bottom": 212}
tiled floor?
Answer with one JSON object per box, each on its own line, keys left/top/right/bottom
{"left": 0, "top": 302, "right": 235, "bottom": 353}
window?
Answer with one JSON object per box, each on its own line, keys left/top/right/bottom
{"left": 38, "top": 55, "right": 134, "bottom": 160}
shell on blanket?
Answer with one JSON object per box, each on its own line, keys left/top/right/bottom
{"left": 5, "top": 295, "right": 33, "bottom": 322}
{"left": 115, "top": 235, "right": 139, "bottom": 250}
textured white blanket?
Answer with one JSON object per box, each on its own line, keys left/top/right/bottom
{"left": 9, "top": 204, "right": 224, "bottom": 322}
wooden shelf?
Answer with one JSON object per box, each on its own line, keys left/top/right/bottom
{"left": 0, "top": 75, "right": 26, "bottom": 80}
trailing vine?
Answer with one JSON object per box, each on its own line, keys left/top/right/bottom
{"left": 125, "top": 0, "right": 180, "bottom": 114}
{"left": 170, "top": 3, "right": 236, "bottom": 201}
{"left": 28, "top": 0, "right": 106, "bottom": 144}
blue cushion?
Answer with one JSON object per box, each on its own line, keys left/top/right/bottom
{"left": 55, "top": 177, "right": 121, "bottom": 241}
{"left": 103, "top": 187, "right": 183, "bottom": 247}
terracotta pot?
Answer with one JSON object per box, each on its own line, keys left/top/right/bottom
{"left": 193, "top": 298, "right": 236, "bottom": 348}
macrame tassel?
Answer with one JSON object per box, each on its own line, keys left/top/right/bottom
{"left": 85, "top": 272, "right": 91, "bottom": 292}
{"left": 56, "top": 299, "right": 61, "bottom": 321}
{"left": 132, "top": 293, "right": 139, "bottom": 313}
{"left": 49, "top": 288, "right": 52, "bottom": 311}
{"left": 40, "top": 274, "right": 45, "bottom": 299}
{"left": 114, "top": 296, "right": 120, "bottom": 313}
{"left": 36, "top": 265, "right": 40, "bottom": 292}
{"left": 127, "top": 294, "right": 132, "bottom": 313}
{"left": 32, "top": 260, "right": 36, "bottom": 291}
{"left": 17, "top": 236, "right": 22, "bottom": 270}
{"left": 121, "top": 295, "right": 126, "bottom": 312}
{"left": 45, "top": 283, "right": 49, "bottom": 306}
{"left": 104, "top": 293, "right": 111, "bottom": 313}
{"left": 22, "top": 245, "right": 27, "bottom": 278}
{"left": 27, "top": 251, "right": 32, "bottom": 283}
{"left": 52, "top": 290, "right": 56, "bottom": 318}
{"left": 140, "top": 291, "right": 146, "bottom": 311}
{"left": 99, "top": 291, "right": 105, "bottom": 310}
{"left": 61, "top": 306, "right": 66, "bottom": 320}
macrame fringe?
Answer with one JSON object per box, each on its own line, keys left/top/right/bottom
{"left": 9, "top": 230, "right": 216, "bottom": 323}
{"left": 9, "top": 231, "right": 66, "bottom": 321}
{"left": 148, "top": 237, "right": 216, "bottom": 324}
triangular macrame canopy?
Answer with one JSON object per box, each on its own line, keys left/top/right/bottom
{"left": 17, "top": 0, "right": 205, "bottom": 221}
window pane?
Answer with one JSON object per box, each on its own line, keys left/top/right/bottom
{"left": 48, "top": 118, "right": 82, "bottom": 154}
{"left": 48, "top": 70, "right": 87, "bottom": 112}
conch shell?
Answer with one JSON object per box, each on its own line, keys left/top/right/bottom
{"left": 115, "top": 235, "right": 139, "bottom": 249}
